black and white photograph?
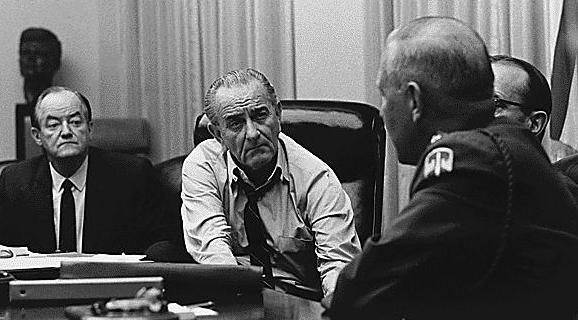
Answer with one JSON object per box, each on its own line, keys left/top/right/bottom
{"left": 1, "top": 1, "right": 577, "bottom": 319}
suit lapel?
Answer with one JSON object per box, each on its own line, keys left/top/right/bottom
{"left": 83, "top": 148, "right": 113, "bottom": 252}
{"left": 29, "top": 157, "right": 56, "bottom": 252}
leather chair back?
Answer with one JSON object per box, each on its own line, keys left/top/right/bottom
{"left": 192, "top": 100, "right": 385, "bottom": 243}
{"left": 153, "top": 154, "right": 190, "bottom": 262}
{"left": 16, "top": 112, "right": 151, "bottom": 160}
{"left": 90, "top": 118, "right": 151, "bottom": 156}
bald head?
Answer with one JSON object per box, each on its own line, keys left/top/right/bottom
{"left": 378, "top": 17, "right": 495, "bottom": 165}
{"left": 379, "top": 17, "right": 494, "bottom": 106}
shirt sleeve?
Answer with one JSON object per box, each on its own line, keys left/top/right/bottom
{"left": 306, "top": 169, "right": 361, "bottom": 296}
{"left": 181, "top": 147, "right": 237, "bottom": 264}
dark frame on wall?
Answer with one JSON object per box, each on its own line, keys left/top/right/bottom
{"left": 16, "top": 103, "right": 42, "bottom": 161}
{"left": 16, "top": 103, "right": 29, "bottom": 160}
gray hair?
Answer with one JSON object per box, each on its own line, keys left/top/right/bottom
{"left": 204, "top": 68, "right": 279, "bottom": 125}
{"left": 379, "top": 17, "right": 494, "bottom": 111}
{"left": 32, "top": 86, "right": 92, "bottom": 129}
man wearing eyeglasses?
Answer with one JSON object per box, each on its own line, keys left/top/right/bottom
{"left": 491, "top": 55, "right": 578, "bottom": 185}
{"left": 491, "top": 55, "right": 551, "bottom": 142}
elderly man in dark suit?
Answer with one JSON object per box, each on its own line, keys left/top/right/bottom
{"left": 0, "top": 86, "right": 169, "bottom": 254}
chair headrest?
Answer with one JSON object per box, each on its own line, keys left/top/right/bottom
{"left": 90, "top": 118, "right": 150, "bottom": 155}
{"left": 155, "top": 155, "right": 188, "bottom": 194}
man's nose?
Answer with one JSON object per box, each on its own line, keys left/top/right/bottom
{"left": 245, "top": 119, "right": 259, "bottom": 139}
{"left": 60, "top": 122, "right": 73, "bottom": 137}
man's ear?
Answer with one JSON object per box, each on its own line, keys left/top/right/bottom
{"left": 528, "top": 111, "right": 548, "bottom": 136}
{"left": 406, "top": 81, "right": 423, "bottom": 123}
{"left": 275, "top": 102, "right": 282, "bottom": 131}
{"left": 87, "top": 120, "right": 93, "bottom": 139}
{"left": 207, "top": 123, "right": 223, "bottom": 143}
{"left": 275, "top": 102, "right": 282, "bottom": 118}
{"left": 30, "top": 126, "right": 43, "bottom": 146}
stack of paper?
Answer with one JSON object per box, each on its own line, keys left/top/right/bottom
{"left": 0, "top": 250, "right": 147, "bottom": 271}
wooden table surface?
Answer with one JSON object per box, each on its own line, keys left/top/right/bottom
{"left": 0, "top": 288, "right": 326, "bottom": 320}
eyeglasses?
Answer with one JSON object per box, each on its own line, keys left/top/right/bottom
{"left": 493, "top": 97, "right": 526, "bottom": 110}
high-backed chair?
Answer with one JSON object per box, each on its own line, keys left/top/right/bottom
{"left": 90, "top": 118, "right": 151, "bottom": 156}
{"left": 16, "top": 103, "right": 151, "bottom": 160}
{"left": 193, "top": 100, "right": 385, "bottom": 244}
{"left": 150, "top": 154, "right": 193, "bottom": 263}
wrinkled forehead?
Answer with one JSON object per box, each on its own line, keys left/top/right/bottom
{"left": 215, "top": 82, "right": 271, "bottom": 115}
{"left": 37, "top": 91, "right": 85, "bottom": 119}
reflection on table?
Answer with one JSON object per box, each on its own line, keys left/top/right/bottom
{"left": 0, "top": 289, "right": 325, "bottom": 320}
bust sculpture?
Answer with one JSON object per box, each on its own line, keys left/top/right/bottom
{"left": 19, "top": 28, "right": 62, "bottom": 107}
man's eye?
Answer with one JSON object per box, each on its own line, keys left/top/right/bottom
{"left": 255, "top": 110, "right": 269, "bottom": 120}
{"left": 494, "top": 101, "right": 508, "bottom": 110}
{"left": 227, "top": 120, "right": 244, "bottom": 131}
{"left": 46, "top": 121, "right": 60, "bottom": 129}
{"left": 70, "top": 119, "right": 83, "bottom": 126}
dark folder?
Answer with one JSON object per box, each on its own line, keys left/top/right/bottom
{"left": 60, "top": 262, "right": 262, "bottom": 304}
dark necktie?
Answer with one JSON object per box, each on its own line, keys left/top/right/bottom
{"left": 237, "top": 171, "right": 280, "bottom": 289}
{"left": 60, "top": 179, "right": 76, "bottom": 252}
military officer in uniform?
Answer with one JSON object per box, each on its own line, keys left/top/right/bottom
{"left": 328, "top": 17, "right": 578, "bottom": 320}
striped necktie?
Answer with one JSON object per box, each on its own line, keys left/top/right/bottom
{"left": 236, "top": 170, "right": 280, "bottom": 289}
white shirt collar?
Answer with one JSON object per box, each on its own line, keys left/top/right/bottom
{"left": 49, "top": 155, "right": 89, "bottom": 192}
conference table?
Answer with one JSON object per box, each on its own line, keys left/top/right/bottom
{"left": 1, "top": 288, "right": 325, "bottom": 319}
{"left": 0, "top": 258, "right": 327, "bottom": 320}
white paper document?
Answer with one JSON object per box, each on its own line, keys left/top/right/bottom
{"left": 0, "top": 247, "right": 147, "bottom": 271}
{"left": 168, "top": 302, "right": 219, "bottom": 319}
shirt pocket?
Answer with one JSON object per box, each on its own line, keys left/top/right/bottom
{"left": 277, "top": 236, "right": 314, "bottom": 253}
{"left": 275, "top": 236, "right": 320, "bottom": 288}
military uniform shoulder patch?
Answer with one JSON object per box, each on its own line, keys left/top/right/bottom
{"left": 424, "top": 147, "right": 454, "bottom": 178}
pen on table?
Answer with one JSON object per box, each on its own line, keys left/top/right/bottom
{"left": 0, "top": 250, "right": 30, "bottom": 258}
{"left": 0, "top": 250, "right": 13, "bottom": 258}
{"left": 187, "top": 301, "right": 214, "bottom": 309}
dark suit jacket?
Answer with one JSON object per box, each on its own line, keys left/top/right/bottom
{"left": 329, "top": 119, "right": 578, "bottom": 319}
{"left": 0, "top": 147, "right": 171, "bottom": 254}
